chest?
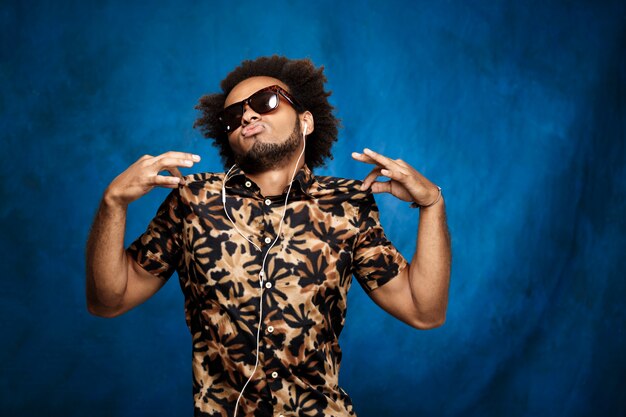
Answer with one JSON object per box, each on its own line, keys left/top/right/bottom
{"left": 179, "top": 197, "right": 359, "bottom": 305}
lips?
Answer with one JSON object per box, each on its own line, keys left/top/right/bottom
{"left": 242, "top": 123, "right": 264, "bottom": 137}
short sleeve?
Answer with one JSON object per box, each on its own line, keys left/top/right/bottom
{"left": 126, "top": 188, "right": 184, "bottom": 281}
{"left": 352, "top": 192, "right": 408, "bottom": 293}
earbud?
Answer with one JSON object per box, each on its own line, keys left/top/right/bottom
{"left": 303, "top": 122, "right": 308, "bottom": 136}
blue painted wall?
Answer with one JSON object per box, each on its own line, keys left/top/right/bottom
{"left": 1, "top": 1, "right": 625, "bottom": 416}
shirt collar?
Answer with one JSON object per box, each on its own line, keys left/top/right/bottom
{"left": 225, "top": 164, "right": 315, "bottom": 199}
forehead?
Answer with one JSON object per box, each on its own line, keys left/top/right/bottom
{"left": 224, "top": 76, "right": 290, "bottom": 107}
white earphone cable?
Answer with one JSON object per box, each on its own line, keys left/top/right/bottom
{"left": 225, "top": 125, "right": 307, "bottom": 416}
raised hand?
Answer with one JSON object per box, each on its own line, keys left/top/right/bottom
{"left": 105, "top": 151, "right": 201, "bottom": 206}
{"left": 351, "top": 148, "right": 441, "bottom": 207}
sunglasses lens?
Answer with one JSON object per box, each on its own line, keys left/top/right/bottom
{"left": 219, "top": 89, "right": 282, "bottom": 133}
{"left": 220, "top": 106, "right": 242, "bottom": 133}
{"left": 249, "top": 91, "right": 279, "bottom": 114}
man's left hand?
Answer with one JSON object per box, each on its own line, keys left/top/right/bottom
{"left": 351, "top": 148, "right": 440, "bottom": 207}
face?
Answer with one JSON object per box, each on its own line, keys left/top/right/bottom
{"left": 224, "top": 76, "right": 302, "bottom": 173}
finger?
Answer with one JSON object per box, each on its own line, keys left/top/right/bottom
{"left": 355, "top": 151, "right": 415, "bottom": 173}
{"left": 380, "top": 167, "right": 409, "bottom": 182}
{"left": 394, "top": 158, "right": 411, "bottom": 169}
{"left": 151, "top": 174, "right": 181, "bottom": 187}
{"left": 361, "top": 166, "right": 383, "bottom": 190}
{"left": 362, "top": 148, "right": 402, "bottom": 171}
{"left": 166, "top": 167, "right": 186, "bottom": 185}
{"left": 363, "top": 166, "right": 409, "bottom": 191}
{"left": 154, "top": 157, "right": 197, "bottom": 170}
{"left": 352, "top": 151, "right": 391, "bottom": 170}
{"left": 368, "top": 180, "right": 413, "bottom": 202}
{"left": 370, "top": 180, "right": 393, "bottom": 194}
{"left": 155, "top": 151, "right": 201, "bottom": 163}
{"left": 166, "top": 166, "right": 184, "bottom": 178}
{"left": 351, "top": 151, "right": 379, "bottom": 166}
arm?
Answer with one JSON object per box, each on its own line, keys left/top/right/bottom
{"left": 85, "top": 151, "right": 200, "bottom": 318}
{"left": 352, "top": 148, "right": 451, "bottom": 329}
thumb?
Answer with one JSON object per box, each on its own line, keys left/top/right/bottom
{"left": 370, "top": 181, "right": 392, "bottom": 194}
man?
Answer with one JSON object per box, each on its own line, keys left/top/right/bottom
{"left": 86, "top": 56, "right": 451, "bottom": 417}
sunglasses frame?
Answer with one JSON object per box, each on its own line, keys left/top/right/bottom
{"left": 218, "top": 85, "right": 304, "bottom": 133}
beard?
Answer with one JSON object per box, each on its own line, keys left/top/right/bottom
{"left": 234, "top": 119, "right": 302, "bottom": 175}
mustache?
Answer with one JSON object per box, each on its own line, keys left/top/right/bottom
{"left": 234, "top": 123, "right": 301, "bottom": 174}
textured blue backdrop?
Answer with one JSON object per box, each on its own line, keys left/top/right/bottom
{"left": 1, "top": 1, "right": 625, "bottom": 416}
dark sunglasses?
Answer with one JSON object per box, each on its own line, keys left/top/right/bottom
{"left": 218, "top": 85, "right": 303, "bottom": 133}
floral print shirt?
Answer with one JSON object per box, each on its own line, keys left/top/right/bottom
{"left": 127, "top": 164, "right": 408, "bottom": 417}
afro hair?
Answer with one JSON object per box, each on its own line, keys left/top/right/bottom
{"left": 193, "top": 55, "right": 340, "bottom": 170}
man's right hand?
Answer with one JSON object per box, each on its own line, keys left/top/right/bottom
{"left": 104, "top": 151, "right": 201, "bottom": 206}
{"left": 86, "top": 151, "right": 201, "bottom": 317}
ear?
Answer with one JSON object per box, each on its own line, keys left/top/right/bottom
{"left": 299, "top": 111, "right": 314, "bottom": 136}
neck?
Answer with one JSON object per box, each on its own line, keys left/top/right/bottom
{"left": 245, "top": 155, "right": 305, "bottom": 197}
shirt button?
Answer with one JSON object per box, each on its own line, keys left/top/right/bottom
{"left": 267, "top": 325, "right": 274, "bottom": 333}
{"left": 245, "top": 180, "right": 252, "bottom": 187}
{"left": 264, "top": 237, "right": 272, "bottom": 244}
{"left": 265, "top": 282, "right": 272, "bottom": 289}
{"left": 271, "top": 371, "right": 278, "bottom": 378}
{"left": 264, "top": 199, "right": 272, "bottom": 206}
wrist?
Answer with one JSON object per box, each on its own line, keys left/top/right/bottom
{"left": 410, "top": 186, "right": 443, "bottom": 209}
{"left": 419, "top": 194, "right": 444, "bottom": 210}
{"left": 103, "top": 187, "right": 128, "bottom": 210}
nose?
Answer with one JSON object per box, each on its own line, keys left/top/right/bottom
{"left": 241, "top": 102, "right": 260, "bottom": 126}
